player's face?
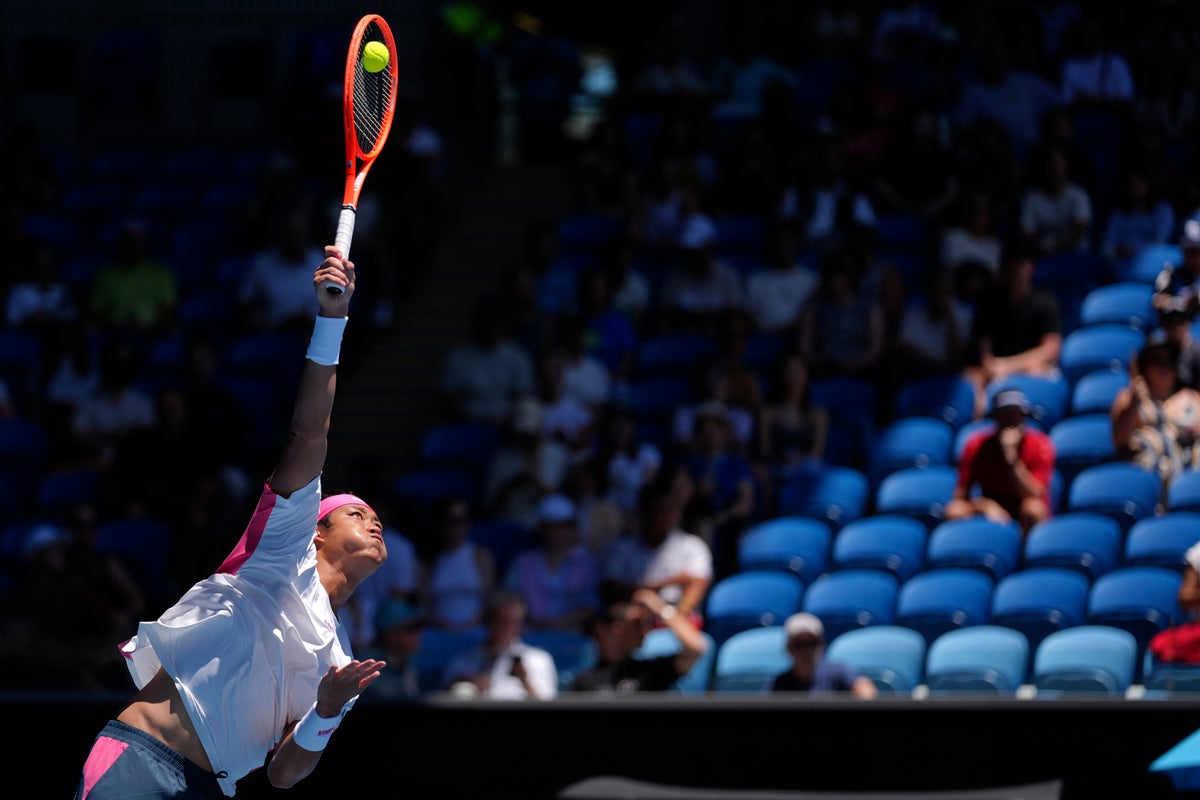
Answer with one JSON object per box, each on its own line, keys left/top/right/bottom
{"left": 320, "top": 504, "right": 387, "bottom": 567}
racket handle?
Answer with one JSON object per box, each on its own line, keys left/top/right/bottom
{"left": 324, "top": 205, "right": 357, "bottom": 295}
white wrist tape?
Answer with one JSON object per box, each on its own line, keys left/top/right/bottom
{"left": 292, "top": 702, "right": 347, "bottom": 752}
{"left": 306, "top": 316, "right": 348, "bottom": 366}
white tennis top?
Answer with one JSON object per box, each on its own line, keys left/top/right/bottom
{"left": 121, "top": 475, "right": 354, "bottom": 797}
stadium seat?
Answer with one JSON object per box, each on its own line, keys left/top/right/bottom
{"left": 634, "top": 332, "right": 718, "bottom": 379}
{"left": 924, "top": 625, "right": 1030, "bottom": 695}
{"left": 822, "top": 625, "right": 926, "bottom": 694}
{"left": 1168, "top": 469, "right": 1200, "bottom": 513}
{"left": 394, "top": 467, "right": 484, "bottom": 534}
{"left": 874, "top": 465, "right": 959, "bottom": 530}
{"left": 0, "top": 329, "right": 43, "bottom": 411}
{"left": 1023, "top": 512, "right": 1122, "bottom": 582}
{"left": 95, "top": 517, "right": 174, "bottom": 603}
{"left": 1143, "top": 662, "right": 1200, "bottom": 695}
{"left": 414, "top": 627, "right": 487, "bottom": 692}
{"left": 1066, "top": 462, "right": 1162, "bottom": 533}
{"left": 1079, "top": 282, "right": 1155, "bottom": 330}
{"left": 632, "top": 627, "right": 717, "bottom": 694}
{"left": 0, "top": 419, "right": 48, "bottom": 469}
{"left": 1120, "top": 242, "right": 1180, "bottom": 284}
{"left": 1059, "top": 324, "right": 1146, "bottom": 386}
{"left": 773, "top": 465, "right": 869, "bottom": 532}
{"left": 925, "top": 517, "right": 1023, "bottom": 581}
{"left": 1069, "top": 368, "right": 1129, "bottom": 416}
{"left": 621, "top": 376, "right": 694, "bottom": 445}
{"left": 892, "top": 374, "right": 977, "bottom": 431}
{"left": 984, "top": 373, "right": 1070, "bottom": 432}
{"left": 419, "top": 421, "right": 504, "bottom": 475}
{"left": 1049, "top": 414, "right": 1117, "bottom": 490}
{"left": 1123, "top": 512, "right": 1200, "bottom": 571}
{"left": 990, "top": 567, "right": 1091, "bottom": 674}
{"left": 713, "top": 214, "right": 768, "bottom": 254}
{"left": 468, "top": 518, "right": 535, "bottom": 581}
{"left": 736, "top": 516, "right": 832, "bottom": 585}
{"left": 895, "top": 567, "right": 994, "bottom": 647}
{"left": 1033, "top": 625, "right": 1138, "bottom": 696}
{"left": 711, "top": 626, "right": 790, "bottom": 692}
{"left": 801, "top": 569, "right": 899, "bottom": 642}
{"left": 522, "top": 629, "right": 599, "bottom": 691}
{"left": 809, "top": 376, "right": 877, "bottom": 468}
{"left": 867, "top": 417, "right": 955, "bottom": 490}
{"left": 38, "top": 468, "right": 101, "bottom": 512}
{"left": 703, "top": 570, "right": 805, "bottom": 649}
{"left": 1087, "top": 566, "right": 1184, "bottom": 682}
{"left": 830, "top": 514, "right": 927, "bottom": 582}
{"left": 224, "top": 331, "right": 306, "bottom": 390}
{"left": 556, "top": 212, "right": 624, "bottom": 252}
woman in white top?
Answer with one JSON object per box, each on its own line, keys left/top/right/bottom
{"left": 421, "top": 497, "right": 495, "bottom": 631}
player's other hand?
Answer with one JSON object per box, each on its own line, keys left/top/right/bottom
{"left": 314, "top": 246, "right": 355, "bottom": 314}
{"left": 315, "top": 659, "right": 384, "bottom": 715}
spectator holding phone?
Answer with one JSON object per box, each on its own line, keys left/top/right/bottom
{"left": 440, "top": 591, "right": 558, "bottom": 699}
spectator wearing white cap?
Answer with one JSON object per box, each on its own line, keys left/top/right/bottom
{"left": 503, "top": 493, "right": 601, "bottom": 632}
{"left": 659, "top": 210, "right": 744, "bottom": 336}
{"left": 1152, "top": 218, "right": 1200, "bottom": 319}
{"left": 945, "top": 389, "right": 1056, "bottom": 535}
{"left": 771, "top": 613, "right": 877, "bottom": 698}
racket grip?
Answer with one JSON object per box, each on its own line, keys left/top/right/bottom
{"left": 325, "top": 205, "right": 357, "bottom": 295}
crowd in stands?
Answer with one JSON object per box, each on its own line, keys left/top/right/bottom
{"left": 6, "top": 0, "right": 1200, "bottom": 697}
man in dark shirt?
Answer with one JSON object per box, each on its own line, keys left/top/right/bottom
{"left": 568, "top": 584, "right": 708, "bottom": 694}
{"left": 963, "top": 242, "right": 1063, "bottom": 417}
{"left": 1158, "top": 298, "right": 1200, "bottom": 390}
{"left": 771, "top": 613, "right": 877, "bottom": 697}
{"left": 1153, "top": 219, "right": 1200, "bottom": 317}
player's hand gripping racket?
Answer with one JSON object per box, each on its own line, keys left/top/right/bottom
{"left": 325, "top": 14, "right": 399, "bottom": 294}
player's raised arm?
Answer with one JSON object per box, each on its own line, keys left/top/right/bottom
{"left": 268, "top": 246, "right": 355, "bottom": 499}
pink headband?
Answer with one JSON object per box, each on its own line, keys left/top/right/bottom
{"left": 319, "top": 494, "right": 375, "bottom": 520}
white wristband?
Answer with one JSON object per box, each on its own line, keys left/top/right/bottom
{"left": 292, "top": 702, "right": 345, "bottom": 752}
{"left": 306, "top": 316, "right": 348, "bottom": 366}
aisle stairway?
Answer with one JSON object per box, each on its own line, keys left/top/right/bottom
{"left": 322, "top": 157, "right": 573, "bottom": 492}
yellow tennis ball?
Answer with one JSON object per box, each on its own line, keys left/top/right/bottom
{"left": 362, "top": 41, "right": 389, "bottom": 73}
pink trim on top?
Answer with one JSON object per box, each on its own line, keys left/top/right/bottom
{"left": 80, "top": 736, "right": 128, "bottom": 800}
{"left": 215, "top": 484, "right": 280, "bottom": 575}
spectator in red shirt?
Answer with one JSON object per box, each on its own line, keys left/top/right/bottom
{"left": 944, "top": 390, "right": 1056, "bottom": 535}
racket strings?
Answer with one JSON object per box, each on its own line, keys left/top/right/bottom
{"left": 352, "top": 23, "right": 394, "bottom": 155}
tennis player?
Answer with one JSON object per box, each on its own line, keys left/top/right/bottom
{"left": 74, "top": 246, "right": 388, "bottom": 799}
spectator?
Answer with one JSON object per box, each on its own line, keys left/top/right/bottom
{"left": 420, "top": 496, "right": 495, "bottom": 631}
{"left": 939, "top": 191, "right": 1003, "bottom": 291}
{"left": 536, "top": 344, "right": 600, "bottom": 462}
{"left": 673, "top": 352, "right": 758, "bottom": 454}
{"left": 69, "top": 336, "right": 156, "bottom": 467}
{"left": 576, "top": 264, "right": 639, "bottom": 384}
{"left": 1018, "top": 145, "right": 1093, "bottom": 258}
{"left": 756, "top": 347, "right": 828, "bottom": 473}
{"left": 771, "top": 612, "right": 877, "bottom": 698}
{"left": 88, "top": 218, "right": 178, "bottom": 335}
{"left": 441, "top": 591, "right": 558, "bottom": 699}
{"left": 945, "top": 390, "right": 1056, "bottom": 536}
{"left": 781, "top": 135, "right": 878, "bottom": 258}
{"left": 873, "top": 104, "right": 960, "bottom": 222}
{"left": 600, "top": 406, "right": 663, "bottom": 522}
{"left": 1059, "top": 17, "right": 1135, "bottom": 110}
{"left": 573, "top": 119, "right": 636, "bottom": 214}
{"left": 891, "top": 268, "right": 972, "bottom": 379}
{"left": 439, "top": 294, "right": 536, "bottom": 426}
{"left": 604, "top": 470, "right": 714, "bottom": 626}
{"left": 503, "top": 493, "right": 601, "bottom": 632}
{"left": 744, "top": 222, "right": 819, "bottom": 334}
{"left": 358, "top": 599, "right": 427, "bottom": 702}
{"left": 1152, "top": 219, "right": 1200, "bottom": 319}
{"left": 1156, "top": 299, "right": 1200, "bottom": 391}
{"left": 963, "top": 242, "right": 1063, "bottom": 417}
{"left": 602, "top": 234, "right": 651, "bottom": 332}
{"left": 1101, "top": 163, "right": 1176, "bottom": 270}
{"left": 235, "top": 204, "right": 325, "bottom": 333}
{"left": 483, "top": 396, "right": 572, "bottom": 530}
{"left": 5, "top": 240, "right": 76, "bottom": 332}
{"left": 658, "top": 211, "right": 744, "bottom": 336}
{"left": 797, "top": 247, "right": 885, "bottom": 381}
{"left": 710, "top": 23, "right": 795, "bottom": 121}
{"left": 568, "top": 582, "right": 709, "bottom": 693}
{"left": 1111, "top": 330, "right": 1200, "bottom": 490}
{"left": 549, "top": 313, "right": 613, "bottom": 414}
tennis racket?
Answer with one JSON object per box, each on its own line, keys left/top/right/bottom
{"left": 324, "top": 13, "right": 399, "bottom": 294}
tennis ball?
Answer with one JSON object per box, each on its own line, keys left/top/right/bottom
{"left": 362, "top": 41, "right": 389, "bottom": 73}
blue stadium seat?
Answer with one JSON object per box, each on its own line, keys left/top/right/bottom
{"left": 1022, "top": 512, "right": 1122, "bottom": 582}
{"left": 895, "top": 567, "right": 994, "bottom": 647}
{"left": 1033, "top": 625, "right": 1138, "bottom": 696}
{"left": 0, "top": 418, "right": 48, "bottom": 469}
{"left": 773, "top": 465, "right": 869, "bottom": 532}
{"left": 1059, "top": 324, "right": 1146, "bottom": 386}
{"left": 867, "top": 417, "right": 955, "bottom": 490}
{"left": 801, "top": 569, "right": 899, "bottom": 642}
{"left": 1069, "top": 368, "right": 1129, "bottom": 416}
{"left": 522, "top": 629, "right": 599, "bottom": 691}
{"left": 711, "top": 626, "right": 789, "bottom": 692}
{"left": 1169, "top": 469, "right": 1200, "bottom": 513}
{"left": 736, "top": 517, "right": 832, "bottom": 585}
{"left": 713, "top": 214, "right": 768, "bottom": 254}
{"left": 830, "top": 514, "right": 927, "bottom": 582}
{"left": 632, "top": 628, "right": 717, "bottom": 694}
{"left": 419, "top": 421, "right": 504, "bottom": 475}
{"left": 38, "top": 468, "right": 101, "bottom": 512}
{"left": 874, "top": 465, "right": 959, "bottom": 530}
{"left": 556, "top": 212, "right": 623, "bottom": 252}
{"left": 1079, "top": 282, "right": 1155, "bottom": 330}
{"left": 1049, "top": 414, "right": 1117, "bottom": 490}
{"left": 468, "top": 518, "right": 535, "bottom": 581}
{"left": 1144, "top": 662, "right": 1200, "bottom": 695}
{"left": 924, "top": 625, "right": 1029, "bottom": 695}
{"left": 1087, "top": 566, "right": 1184, "bottom": 682}
{"left": 1066, "top": 462, "right": 1162, "bottom": 533}
{"left": 990, "top": 567, "right": 1091, "bottom": 674}
{"left": 224, "top": 331, "right": 306, "bottom": 390}
{"left": 925, "top": 517, "right": 1023, "bottom": 582}
{"left": 703, "top": 570, "right": 805, "bottom": 649}
{"left": 95, "top": 517, "right": 174, "bottom": 603}
{"left": 893, "top": 375, "right": 977, "bottom": 431}
{"left": 634, "top": 333, "right": 718, "bottom": 379}
{"left": 394, "top": 467, "right": 484, "bottom": 535}
{"left": 822, "top": 625, "right": 926, "bottom": 694}
{"left": 1120, "top": 242, "right": 1180, "bottom": 284}
{"left": 984, "top": 373, "right": 1070, "bottom": 431}
{"left": 809, "top": 376, "right": 877, "bottom": 468}
{"left": 0, "top": 329, "right": 43, "bottom": 411}
{"left": 1123, "top": 512, "right": 1200, "bottom": 571}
